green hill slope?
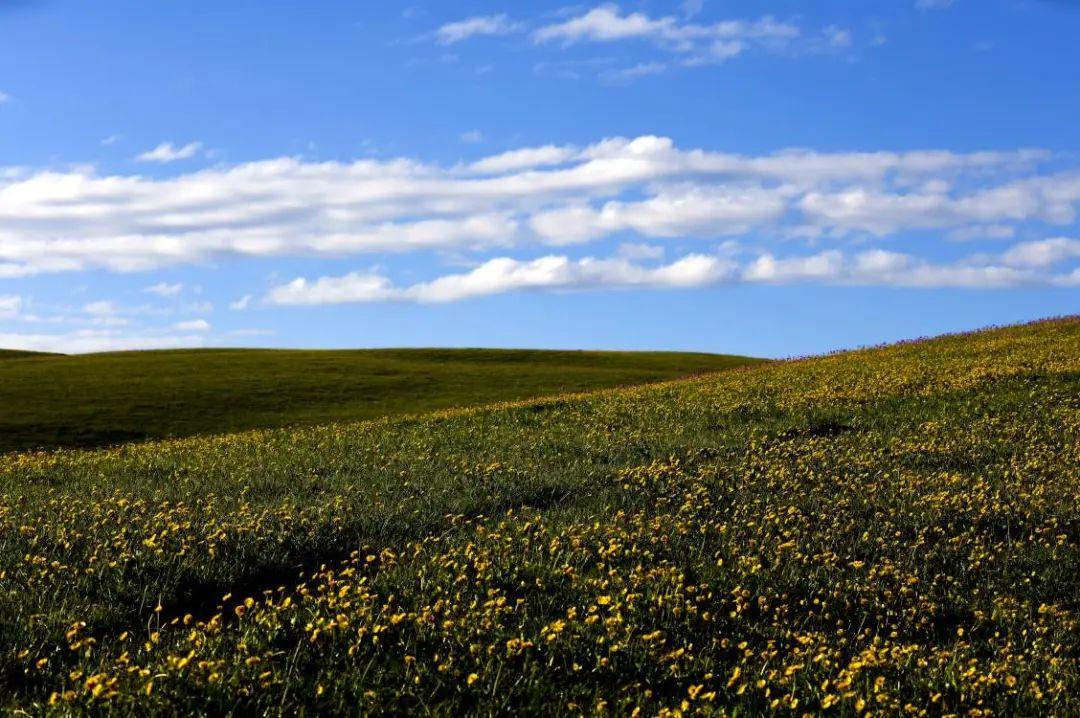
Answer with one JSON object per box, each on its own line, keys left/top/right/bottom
{"left": 0, "top": 349, "right": 56, "bottom": 360}
{"left": 0, "top": 347, "right": 760, "bottom": 453}
{"left": 1, "top": 318, "right": 1078, "bottom": 715}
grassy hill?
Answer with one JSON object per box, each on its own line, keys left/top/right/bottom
{"left": 1, "top": 318, "right": 1078, "bottom": 715}
{"left": 0, "top": 347, "right": 760, "bottom": 454}
{"left": 0, "top": 349, "right": 56, "bottom": 360}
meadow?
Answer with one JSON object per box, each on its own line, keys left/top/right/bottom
{"left": 0, "top": 350, "right": 54, "bottom": 360}
{"left": 0, "top": 348, "right": 756, "bottom": 454}
{"left": 0, "top": 318, "right": 1078, "bottom": 715}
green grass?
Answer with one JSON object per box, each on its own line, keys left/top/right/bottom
{"left": 1, "top": 319, "right": 1078, "bottom": 715}
{"left": 0, "top": 349, "right": 55, "bottom": 360}
{"left": 0, "top": 347, "right": 760, "bottom": 454}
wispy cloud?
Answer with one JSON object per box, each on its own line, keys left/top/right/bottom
{"left": 230, "top": 295, "right": 253, "bottom": 311}
{"left": 823, "top": 25, "right": 853, "bottom": 49}
{"left": 82, "top": 300, "right": 119, "bottom": 316}
{"left": 135, "top": 141, "right": 203, "bottom": 163}
{"left": 0, "top": 294, "right": 22, "bottom": 318}
{"left": 173, "top": 318, "right": 211, "bottom": 332}
{"left": 602, "top": 61, "right": 668, "bottom": 83}
{"left": 681, "top": 0, "right": 704, "bottom": 19}
{"left": 436, "top": 14, "right": 522, "bottom": 44}
{"left": 144, "top": 282, "right": 184, "bottom": 297}
{"left": 0, "top": 91, "right": 11, "bottom": 104}
{"left": 268, "top": 254, "right": 736, "bottom": 305}
{"left": 531, "top": 4, "right": 806, "bottom": 65}
{"left": 426, "top": 4, "right": 854, "bottom": 78}
{"left": 266, "top": 240, "right": 1079, "bottom": 307}
{"left": 78, "top": 300, "right": 134, "bottom": 327}
{"left": 467, "top": 144, "right": 577, "bottom": 173}
{"left": 0, "top": 329, "right": 208, "bottom": 354}
{"left": 916, "top": 0, "right": 956, "bottom": 9}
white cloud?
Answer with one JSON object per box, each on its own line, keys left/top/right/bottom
{"left": 0, "top": 135, "right": 1073, "bottom": 279}
{"left": 743, "top": 251, "right": 845, "bottom": 283}
{"left": 268, "top": 273, "right": 396, "bottom": 305}
{"left": 76, "top": 300, "right": 145, "bottom": 328}
{"left": 530, "top": 185, "right": 791, "bottom": 244}
{"left": 0, "top": 329, "right": 206, "bottom": 354}
{"left": 534, "top": 5, "right": 680, "bottom": 43}
{"left": 531, "top": 4, "right": 808, "bottom": 65}
{"left": 230, "top": 294, "right": 253, "bottom": 311}
{"left": 841, "top": 250, "right": 1034, "bottom": 288}
{"left": 144, "top": 282, "right": 184, "bottom": 297}
{"left": 267, "top": 237, "right": 1080, "bottom": 306}
{"left": 798, "top": 173, "right": 1079, "bottom": 235}
{"left": 436, "top": 15, "right": 522, "bottom": 44}
{"left": 173, "top": 319, "right": 211, "bottom": 332}
{"left": 101, "top": 134, "right": 122, "bottom": 146}
{"left": 460, "top": 129, "right": 484, "bottom": 144}
{"left": 136, "top": 141, "right": 203, "bottom": 163}
{"left": 738, "top": 247, "right": 1050, "bottom": 289}
{"left": 429, "top": 5, "right": 854, "bottom": 78}
{"left": 78, "top": 300, "right": 135, "bottom": 327}
{"left": 1001, "top": 237, "right": 1080, "bottom": 268}
{"left": 0, "top": 91, "right": 11, "bottom": 104}
{"left": 268, "top": 253, "right": 735, "bottom": 305}
{"left": 0, "top": 294, "right": 21, "bottom": 318}
{"left": 824, "top": 25, "right": 852, "bottom": 48}
{"left": 468, "top": 144, "right": 577, "bottom": 173}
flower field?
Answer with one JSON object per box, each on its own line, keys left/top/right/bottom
{"left": 1, "top": 318, "right": 1078, "bottom": 716}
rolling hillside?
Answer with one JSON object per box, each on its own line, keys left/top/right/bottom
{"left": 0, "top": 347, "right": 760, "bottom": 454}
{"left": 0, "top": 349, "right": 56, "bottom": 360}
{"left": 0, "top": 318, "right": 1078, "bottom": 715}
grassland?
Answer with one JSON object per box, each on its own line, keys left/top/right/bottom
{"left": 0, "top": 349, "right": 55, "bottom": 360}
{"left": 1, "top": 318, "right": 1078, "bottom": 716}
{"left": 0, "top": 348, "right": 758, "bottom": 454}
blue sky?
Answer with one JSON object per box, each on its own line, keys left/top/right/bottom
{"left": 0, "top": 0, "right": 1078, "bottom": 356}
